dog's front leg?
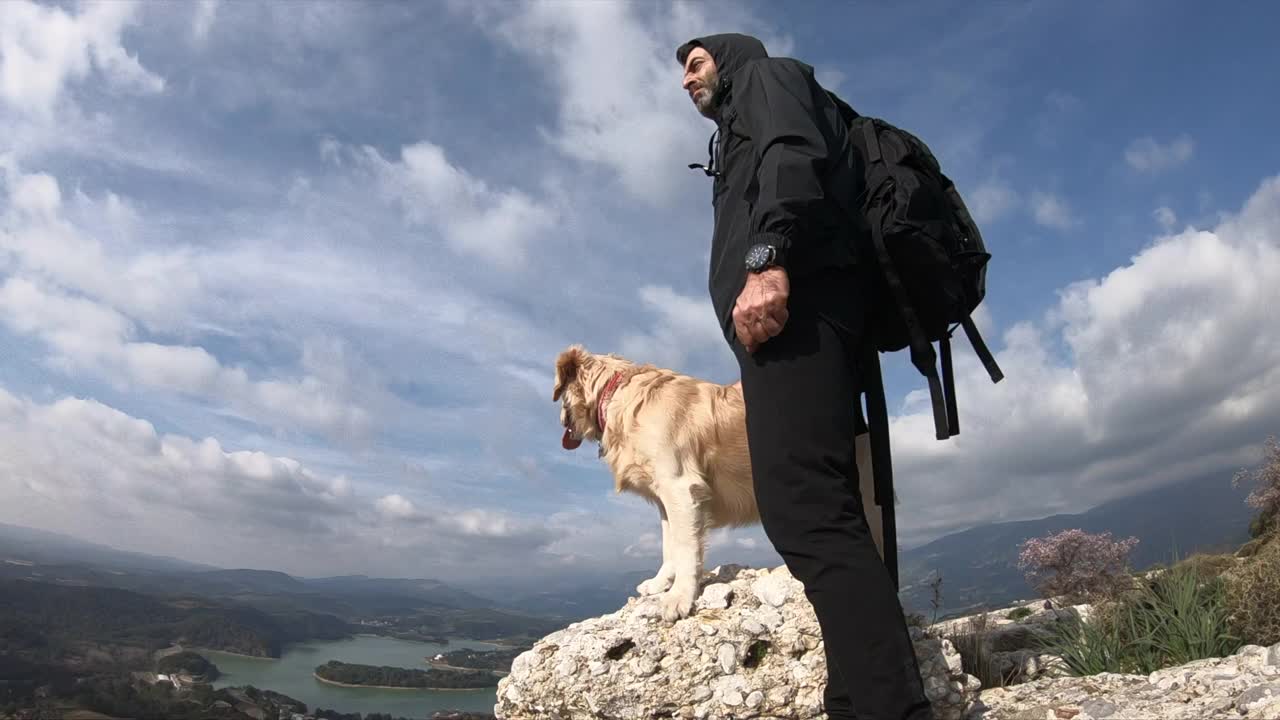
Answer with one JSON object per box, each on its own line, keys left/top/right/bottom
{"left": 654, "top": 474, "right": 709, "bottom": 622}
{"left": 636, "top": 504, "right": 675, "bottom": 596}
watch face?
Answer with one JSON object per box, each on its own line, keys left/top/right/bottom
{"left": 746, "top": 244, "right": 771, "bottom": 270}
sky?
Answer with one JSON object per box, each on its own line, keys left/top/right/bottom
{"left": 1, "top": 0, "right": 1279, "bottom": 592}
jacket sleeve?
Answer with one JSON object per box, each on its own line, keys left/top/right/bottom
{"left": 732, "top": 59, "right": 835, "bottom": 266}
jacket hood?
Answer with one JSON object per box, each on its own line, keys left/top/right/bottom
{"left": 676, "top": 33, "right": 769, "bottom": 85}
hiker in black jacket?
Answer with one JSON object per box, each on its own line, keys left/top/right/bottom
{"left": 677, "top": 33, "right": 934, "bottom": 720}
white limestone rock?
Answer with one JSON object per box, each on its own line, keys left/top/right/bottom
{"left": 494, "top": 564, "right": 976, "bottom": 720}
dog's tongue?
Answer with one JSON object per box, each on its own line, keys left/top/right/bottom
{"left": 562, "top": 428, "right": 582, "bottom": 450}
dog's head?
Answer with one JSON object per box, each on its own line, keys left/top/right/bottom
{"left": 552, "top": 344, "right": 627, "bottom": 451}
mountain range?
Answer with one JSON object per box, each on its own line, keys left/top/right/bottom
{"left": 894, "top": 470, "right": 1256, "bottom": 618}
{"left": 1, "top": 468, "right": 1256, "bottom": 624}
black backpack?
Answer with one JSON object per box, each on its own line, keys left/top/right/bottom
{"left": 827, "top": 93, "right": 1005, "bottom": 442}
{"left": 821, "top": 93, "right": 1006, "bottom": 591}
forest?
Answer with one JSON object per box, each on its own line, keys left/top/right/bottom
{"left": 315, "top": 659, "right": 501, "bottom": 689}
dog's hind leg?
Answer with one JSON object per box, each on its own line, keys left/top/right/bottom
{"left": 655, "top": 472, "right": 711, "bottom": 622}
{"left": 636, "top": 504, "right": 676, "bottom": 596}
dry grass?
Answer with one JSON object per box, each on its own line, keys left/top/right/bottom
{"left": 1173, "top": 552, "right": 1240, "bottom": 581}
{"left": 1223, "top": 531, "right": 1280, "bottom": 647}
{"left": 945, "top": 613, "right": 1017, "bottom": 689}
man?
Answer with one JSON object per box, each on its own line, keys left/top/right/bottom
{"left": 676, "top": 33, "right": 934, "bottom": 720}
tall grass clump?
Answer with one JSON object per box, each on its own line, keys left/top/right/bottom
{"left": 1036, "top": 558, "right": 1242, "bottom": 676}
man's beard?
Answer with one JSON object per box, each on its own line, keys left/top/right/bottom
{"left": 693, "top": 70, "right": 721, "bottom": 119}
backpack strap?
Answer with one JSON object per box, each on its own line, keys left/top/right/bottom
{"left": 940, "top": 332, "right": 959, "bottom": 437}
{"left": 866, "top": 198, "right": 951, "bottom": 440}
{"left": 860, "top": 342, "right": 899, "bottom": 590}
{"left": 961, "top": 315, "right": 1003, "bottom": 384}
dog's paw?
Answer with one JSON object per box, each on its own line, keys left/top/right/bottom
{"left": 659, "top": 583, "right": 697, "bottom": 622}
{"left": 637, "top": 572, "right": 674, "bottom": 597}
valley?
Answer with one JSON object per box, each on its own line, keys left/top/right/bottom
{"left": 0, "top": 525, "right": 554, "bottom": 719}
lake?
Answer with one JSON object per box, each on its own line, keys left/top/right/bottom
{"left": 200, "top": 634, "right": 505, "bottom": 719}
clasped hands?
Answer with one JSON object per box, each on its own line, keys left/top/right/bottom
{"left": 733, "top": 266, "right": 789, "bottom": 354}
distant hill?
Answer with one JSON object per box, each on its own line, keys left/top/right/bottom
{"left": 0, "top": 522, "right": 216, "bottom": 573}
{"left": 470, "top": 570, "right": 654, "bottom": 621}
{"left": 896, "top": 471, "right": 1255, "bottom": 618}
{"left": 0, "top": 578, "right": 353, "bottom": 662}
{"left": 0, "top": 521, "right": 563, "bottom": 645}
{"left": 0, "top": 523, "right": 496, "bottom": 613}
{"left": 301, "top": 574, "right": 496, "bottom": 610}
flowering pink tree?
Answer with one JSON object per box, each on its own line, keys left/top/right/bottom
{"left": 1233, "top": 435, "right": 1280, "bottom": 538}
{"left": 1017, "top": 529, "right": 1140, "bottom": 602}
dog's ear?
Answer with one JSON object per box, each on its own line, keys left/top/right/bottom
{"left": 553, "top": 345, "right": 586, "bottom": 401}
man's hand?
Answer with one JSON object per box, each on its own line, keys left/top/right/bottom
{"left": 733, "top": 266, "right": 789, "bottom": 353}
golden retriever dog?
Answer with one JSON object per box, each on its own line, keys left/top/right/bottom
{"left": 552, "top": 344, "right": 889, "bottom": 622}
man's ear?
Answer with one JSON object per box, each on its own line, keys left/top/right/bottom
{"left": 552, "top": 345, "right": 586, "bottom": 401}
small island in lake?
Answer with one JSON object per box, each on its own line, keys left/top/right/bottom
{"left": 426, "top": 645, "right": 530, "bottom": 674}
{"left": 314, "top": 659, "right": 501, "bottom": 689}
{"left": 156, "top": 649, "right": 221, "bottom": 682}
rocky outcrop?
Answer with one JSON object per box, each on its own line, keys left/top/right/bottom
{"left": 494, "top": 564, "right": 979, "bottom": 719}
{"left": 494, "top": 560, "right": 1280, "bottom": 720}
{"left": 969, "top": 643, "right": 1280, "bottom": 719}
{"left": 929, "top": 600, "right": 1094, "bottom": 685}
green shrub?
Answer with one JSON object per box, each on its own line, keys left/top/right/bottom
{"left": 1036, "top": 560, "right": 1241, "bottom": 676}
{"left": 1037, "top": 604, "right": 1129, "bottom": 676}
{"left": 1006, "top": 607, "right": 1033, "bottom": 621}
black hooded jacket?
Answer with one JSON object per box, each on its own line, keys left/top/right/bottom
{"left": 677, "top": 33, "right": 865, "bottom": 346}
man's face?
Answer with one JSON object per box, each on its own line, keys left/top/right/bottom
{"left": 681, "top": 46, "right": 719, "bottom": 119}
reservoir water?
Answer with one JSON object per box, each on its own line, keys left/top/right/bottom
{"left": 200, "top": 634, "right": 504, "bottom": 719}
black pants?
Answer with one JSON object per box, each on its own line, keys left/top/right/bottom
{"left": 732, "top": 268, "right": 933, "bottom": 720}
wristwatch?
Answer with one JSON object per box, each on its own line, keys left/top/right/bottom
{"left": 745, "top": 243, "right": 785, "bottom": 273}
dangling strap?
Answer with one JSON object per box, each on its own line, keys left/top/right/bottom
{"left": 861, "top": 342, "right": 899, "bottom": 590}
{"left": 961, "top": 315, "right": 1004, "bottom": 383}
{"left": 867, "top": 214, "right": 949, "bottom": 440}
{"left": 941, "top": 332, "right": 959, "bottom": 437}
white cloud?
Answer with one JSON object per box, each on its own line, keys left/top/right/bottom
{"left": 0, "top": 170, "right": 200, "bottom": 332}
{"left": 1031, "top": 190, "right": 1076, "bottom": 230}
{"left": 1154, "top": 205, "right": 1177, "bottom": 231}
{"left": 191, "top": 0, "right": 219, "bottom": 45}
{"left": 816, "top": 67, "right": 846, "bottom": 93}
{"left": 0, "top": 165, "right": 375, "bottom": 443}
{"left": 0, "top": 383, "right": 568, "bottom": 579}
{"left": 624, "top": 532, "right": 661, "bottom": 558}
{"left": 352, "top": 141, "right": 559, "bottom": 270}
{"left": 969, "top": 179, "right": 1019, "bottom": 224}
{"left": 0, "top": 277, "right": 375, "bottom": 442}
{"left": 0, "top": 387, "right": 353, "bottom": 535}
{"left": 888, "top": 174, "right": 1280, "bottom": 546}
{"left": 455, "top": 0, "right": 786, "bottom": 208}
{"left": 1125, "top": 134, "right": 1194, "bottom": 174}
{"left": 0, "top": 0, "right": 164, "bottom": 116}
{"left": 376, "top": 493, "right": 418, "bottom": 520}
{"left": 620, "top": 284, "right": 731, "bottom": 375}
